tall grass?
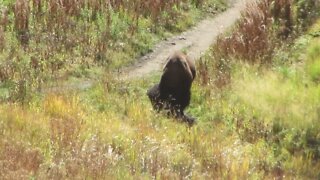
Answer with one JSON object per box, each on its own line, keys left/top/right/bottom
{"left": 214, "top": 0, "right": 318, "bottom": 64}
{"left": 0, "top": 0, "right": 226, "bottom": 102}
{"left": 14, "top": 0, "right": 30, "bottom": 46}
{"left": 1, "top": 19, "right": 320, "bottom": 179}
{"left": 193, "top": 11, "right": 320, "bottom": 178}
{"left": 1, "top": 1, "right": 319, "bottom": 179}
{"left": 0, "top": 27, "right": 4, "bottom": 51}
{"left": 204, "top": 0, "right": 319, "bottom": 88}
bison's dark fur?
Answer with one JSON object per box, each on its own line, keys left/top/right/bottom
{"left": 147, "top": 51, "right": 196, "bottom": 125}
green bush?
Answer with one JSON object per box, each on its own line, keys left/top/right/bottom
{"left": 306, "top": 39, "right": 320, "bottom": 82}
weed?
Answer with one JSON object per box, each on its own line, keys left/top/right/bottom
{"left": 0, "top": 140, "right": 43, "bottom": 179}
{"left": 2, "top": 1, "right": 320, "bottom": 179}
{"left": 0, "top": 0, "right": 227, "bottom": 101}
{"left": 215, "top": 0, "right": 273, "bottom": 64}
{"left": 14, "top": 0, "right": 30, "bottom": 46}
{"left": 306, "top": 39, "right": 320, "bottom": 82}
{"left": 214, "top": 0, "right": 319, "bottom": 65}
{"left": 209, "top": 0, "right": 319, "bottom": 88}
{"left": 0, "top": 27, "right": 4, "bottom": 51}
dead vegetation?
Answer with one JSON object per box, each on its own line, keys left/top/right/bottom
{"left": 0, "top": 0, "right": 225, "bottom": 102}
{"left": 214, "top": 0, "right": 318, "bottom": 64}
{"left": 9, "top": 0, "right": 206, "bottom": 46}
{"left": 200, "top": 0, "right": 319, "bottom": 88}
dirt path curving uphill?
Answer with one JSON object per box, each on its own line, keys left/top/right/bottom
{"left": 119, "top": 0, "right": 247, "bottom": 80}
{"left": 41, "top": 0, "right": 247, "bottom": 93}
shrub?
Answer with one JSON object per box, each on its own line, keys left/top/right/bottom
{"left": 294, "top": 0, "right": 319, "bottom": 28}
{"left": 306, "top": 39, "right": 320, "bottom": 83}
{"left": 14, "top": 0, "right": 30, "bottom": 45}
{"left": 208, "top": 0, "right": 319, "bottom": 88}
{"left": 0, "top": 0, "right": 227, "bottom": 101}
{"left": 214, "top": 0, "right": 319, "bottom": 65}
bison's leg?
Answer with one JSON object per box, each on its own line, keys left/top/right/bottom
{"left": 147, "top": 84, "right": 164, "bottom": 112}
{"left": 175, "top": 91, "right": 196, "bottom": 126}
{"left": 181, "top": 114, "right": 196, "bottom": 126}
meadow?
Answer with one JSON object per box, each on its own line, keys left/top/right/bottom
{"left": 0, "top": 0, "right": 226, "bottom": 101}
{"left": 1, "top": 0, "right": 320, "bottom": 179}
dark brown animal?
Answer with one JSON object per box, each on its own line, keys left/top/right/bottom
{"left": 147, "top": 51, "right": 196, "bottom": 125}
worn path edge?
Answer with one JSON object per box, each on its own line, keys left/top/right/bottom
{"left": 41, "top": 0, "right": 247, "bottom": 93}
{"left": 119, "top": 0, "right": 246, "bottom": 80}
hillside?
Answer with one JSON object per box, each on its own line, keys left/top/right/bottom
{"left": 1, "top": 0, "right": 320, "bottom": 179}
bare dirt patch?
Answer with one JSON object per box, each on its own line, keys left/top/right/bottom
{"left": 41, "top": 0, "right": 247, "bottom": 92}
{"left": 119, "top": 0, "right": 246, "bottom": 80}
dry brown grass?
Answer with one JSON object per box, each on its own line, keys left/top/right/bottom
{"left": 32, "top": 0, "right": 42, "bottom": 15}
{"left": 198, "top": 58, "right": 211, "bottom": 86}
{"left": 209, "top": 0, "right": 314, "bottom": 88}
{"left": 29, "top": 95, "right": 114, "bottom": 179}
{"left": 42, "top": 0, "right": 184, "bottom": 31}
{"left": 213, "top": 0, "right": 316, "bottom": 65}
{"left": 0, "top": 9, "right": 6, "bottom": 51}
{"left": 4, "top": 0, "right": 197, "bottom": 84}
{"left": 0, "top": 60, "right": 14, "bottom": 82}
{"left": 50, "top": 117, "right": 82, "bottom": 151}
{"left": 215, "top": 0, "right": 273, "bottom": 64}
{"left": 14, "top": 0, "right": 30, "bottom": 45}
{"left": 0, "top": 27, "right": 4, "bottom": 51}
{"left": 295, "top": 0, "right": 318, "bottom": 28}
{"left": 272, "top": 0, "right": 293, "bottom": 38}
{"left": 0, "top": 140, "right": 43, "bottom": 179}
{"left": 0, "top": 8, "right": 8, "bottom": 30}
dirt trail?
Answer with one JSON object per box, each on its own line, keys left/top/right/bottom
{"left": 119, "top": 0, "right": 246, "bottom": 80}
{"left": 41, "top": 0, "right": 247, "bottom": 93}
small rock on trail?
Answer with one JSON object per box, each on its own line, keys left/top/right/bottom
{"left": 119, "top": 0, "right": 247, "bottom": 80}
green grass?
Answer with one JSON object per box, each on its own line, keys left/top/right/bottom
{"left": 306, "top": 38, "right": 320, "bottom": 82}
{"left": 1, "top": 1, "right": 320, "bottom": 179}
{"left": 1, "top": 19, "right": 320, "bottom": 178}
{"left": 0, "top": 0, "right": 227, "bottom": 102}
